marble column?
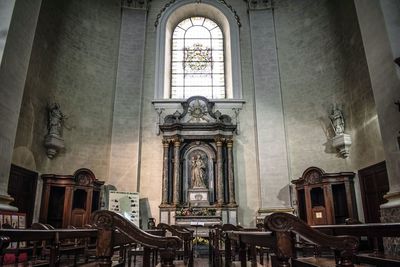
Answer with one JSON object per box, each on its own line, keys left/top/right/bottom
{"left": 215, "top": 137, "right": 224, "bottom": 205}
{"left": 227, "top": 139, "right": 236, "bottom": 206}
{"left": 161, "top": 139, "right": 170, "bottom": 206}
{"left": 354, "top": 0, "right": 400, "bottom": 209}
{"left": 0, "top": 0, "right": 42, "bottom": 211}
{"left": 108, "top": 3, "right": 147, "bottom": 192}
{"left": 173, "top": 138, "right": 181, "bottom": 205}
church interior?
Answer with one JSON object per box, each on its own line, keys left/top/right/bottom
{"left": 0, "top": 0, "right": 400, "bottom": 266}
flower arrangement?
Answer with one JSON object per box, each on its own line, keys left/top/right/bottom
{"left": 175, "top": 207, "right": 217, "bottom": 216}
{"left": 193, "top": 236, "right": 209, "bottom": 245}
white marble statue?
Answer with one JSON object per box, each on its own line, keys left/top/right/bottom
{"left": 191, "top": 154, "right": 206, "bottom": 188}
{"left": 330, "top": 104, "right": 345, "bottom": 135}
{"left": 48, "top": 103, "right": 65, "bottom": 136}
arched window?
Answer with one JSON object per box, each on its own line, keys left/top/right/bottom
{"left": 154, "top": 0, "right": 243, "bottom": 101}
{"left": 171, "top": 17, "right": 225, "bottom": 99}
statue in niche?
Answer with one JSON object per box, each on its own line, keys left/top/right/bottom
{"left": 329, "top": 104, "right": 345, "bottom": 136}
{"left": 191, "top": 154, "right": 207, "bottom": 188}
{"left": 47, "top": 103, "right": 66, "bottom": 136}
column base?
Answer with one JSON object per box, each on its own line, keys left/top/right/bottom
{"left": 381, "top": 205, "right": 400, "bottom": 256}
{"left": 381, "top": 191, "right": 400, "bottom": 209}
{"left": 0, "top": 194, "right": 18, "bottom": 212}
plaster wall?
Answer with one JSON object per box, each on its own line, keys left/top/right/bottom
{"left": 13, "top": 0, "right": 121, "bottom": 179}
{"left": 275, "top": 0, "right": 382, "bottom": 180}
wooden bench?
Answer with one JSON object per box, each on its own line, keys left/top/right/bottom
{"left": 313, "top": 222, "right": 400, "bottom": 267}
{"left": 0, "top": 210, "right": 184, "bottom": 267}
{"left": 90, "top": 210, "right": 183, "bottom": 267}
{"left": 222, "top": 213, "right": 362, "bottom": 267}
{"left": 157, "top": 223, "right": 194, "bottom": 267}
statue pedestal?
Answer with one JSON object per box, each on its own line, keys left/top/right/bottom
{"left": 188, "top": 188, "right": 209, "bottom": 207}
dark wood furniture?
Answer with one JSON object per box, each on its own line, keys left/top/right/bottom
{"left": 0, "top": 210, "right": 183, "bottom": 267}
{"left": 292, "top": 167, "right": 357, "bottom": 225}
{"left": 358, "top": 161, "right": 389, "bottom": 223}
{"left": 157, "top": 223, "right": 193, "bottom": 267}
{"left": 8, "top": 164, "right": 38, "bottom": 227}
{"left": 39, "top": 168, "right": 104, "bottom": 228}
{"left": 313, "top": 222, "right": 400, "bottom": 267}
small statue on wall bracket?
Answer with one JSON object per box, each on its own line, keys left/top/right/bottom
{"left": 329, "top": 103, "right": 352, "bottom": 158}
{"left": 44, "top": 103, "right": 67, "bottom": 159}
{"left": 329, "top": 104, "right": 345, "bottom": 136}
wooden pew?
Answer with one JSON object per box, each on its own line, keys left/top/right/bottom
{"left": 209, "top": 224, "right": 243, "bottom": 267}
{"left": 90, "top": 210, "right": 183, "bottom": 267}
{"left": 225, "top": 230, "right": 276, "bottom": 267}
{"left": 223, "top": 213, "right": 362, "bottom": 267}
{"left": 312, "top": 222, "right": 400, "bottom": 267}
{"left": 157, "top": 223, "right": 194, "bottom": 267}
{"left": 265, "top": 212, "right": 360, "bottom": 267}
{"left": 0, "top": 227, "right": 97, "bottom": 266}
{"left": 0, "top": 211, "right": 184, "bottom": 267}
{"left": 127, "top": 229, "right": 166, "bottom": 267}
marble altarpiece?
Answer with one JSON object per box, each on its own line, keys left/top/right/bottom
{"left": 157, "top": 96, "right": 238, "bottom": 232}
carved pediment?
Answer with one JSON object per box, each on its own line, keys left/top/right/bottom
{"left": 292, "top": 167, "right": 325, "bottom": 186}
{"left": 160, "top": 96, "right": 236, "bottom": 135}
{"left": 74, "top": 168, "right": 96, "bottom": 186}
{"left": 163, "top": 96, "right": 232, "bottom": 124}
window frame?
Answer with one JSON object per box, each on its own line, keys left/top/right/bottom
{"left": 171, "top": 16, "right": 226, "bottom": 99}
{"left": 153, "top": 0, "right": 243, "bottom": 101}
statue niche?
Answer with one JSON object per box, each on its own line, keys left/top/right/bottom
{"left": 184, "top": 146, "right": 213, "bottom": 207}
{"left": 190, "top": 153, "right": 207, "bottom": 188}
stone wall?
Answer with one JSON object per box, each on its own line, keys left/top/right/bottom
{"left": 276, "top": 0, "right": 349, "bottom": 179}
{"left": 13, "top": 0, "right": 121, "bottom": 179}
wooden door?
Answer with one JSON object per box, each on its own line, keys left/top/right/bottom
{"left": 359, "top": 161, "right": 389, "bottom": 223}
{"left": 8, "top": 164, "right": 38, "bottom": 227}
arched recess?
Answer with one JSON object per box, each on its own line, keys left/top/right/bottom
{"left": 181, "top": 141, "right": 216, "bottom": 203}
{"left": 154, "top": 0, "right": 242, "bottom": 100}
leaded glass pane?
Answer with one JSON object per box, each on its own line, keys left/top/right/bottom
{"left": 173, "top": 27, "right": 185, "bottom": 38}
{"left": 191, "top": 17, "right": 205, "bottom": 26}
{"left": 210, "top": 27, "right": 223, "bottom": 39}
{"left": 171, "top": 17, "right": 225, "bottom": 99}
{"left": 203, "top": 19, "right": 218, "bottom": 30}
{"left": 178, "top": 18, "right": 192, "bottom": 30}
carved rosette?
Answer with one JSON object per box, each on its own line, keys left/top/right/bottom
{"left": 91, "top": 211, "right": 113, "bottom": 229}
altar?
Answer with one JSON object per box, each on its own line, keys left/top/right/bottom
{"left": 156, "top": 96, "right": 239, "bottom": 228}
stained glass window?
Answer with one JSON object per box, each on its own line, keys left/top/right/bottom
{"left": 171, "top": 17, "right": 225, "bottom": 99}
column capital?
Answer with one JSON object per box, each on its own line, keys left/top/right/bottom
{"left": 215, "top": 136, "right": 225, "bottom": 145}
{"left": 172, "top": 136, "right": 183, "bottom": 146}
{"left": 247, "top": 0, "right": 274, "bottom": 11}
{"left": 226, "top": 138, "right": 234, "bottom": 148}
{"left": 162, "top": 138, "right": 170, "bottom": 146}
